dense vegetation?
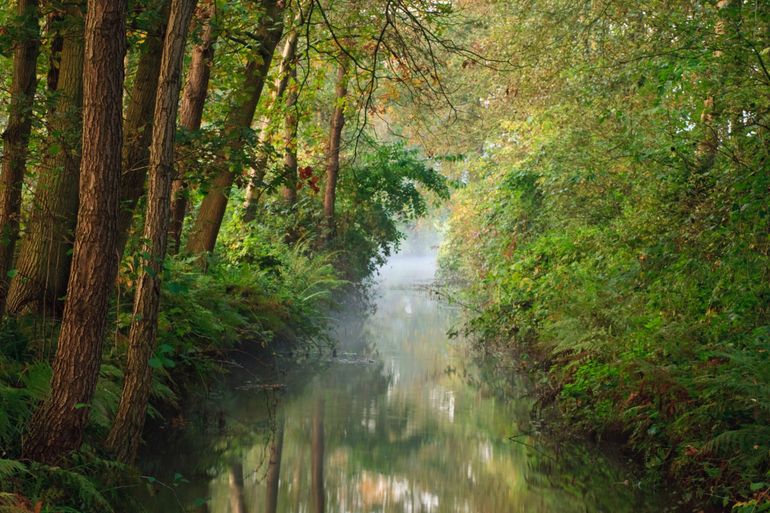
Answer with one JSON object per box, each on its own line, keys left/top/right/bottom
{"left": 437, "top": 1, "right": 770, "bottom": 511}
{"left": 1, "top": 0, "right": 768, "bottom": 511}
{"left": 0, "top": 0, "right": 449, "bottom": 510}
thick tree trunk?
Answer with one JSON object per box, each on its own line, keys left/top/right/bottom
{"left": 265, "top": 416, "right": 285, "bottom": 513}
{"left": 0, "top": 0, "right": 41, "bottom": 312}
{"left": 242, "top": 9, "right": 303, "bottom": 221}
{"left": 106, "top": 0, "right": 197, "bottom": 464}
{"left": 281, "top": 62, "right": 299, "bottom": 207}
{"left": 322, "top": 58, "right": 349, "bottom": 238}
{"left": 311, "top": 399, "right": 325, "bottom": 513}
{"left": 169, "top": 0, "right": 217, "bottom": 254}
{"left": 115, "top": 1, "right": 169, "bottom": 258}
{"left": 22, "top": 0, "right": 126, "bottom": 464}
{"left": 5, "top": 4, "right": 84, "bottom": 316}
{"left": 185, "top": 0, "right": 284, "bottom": 255}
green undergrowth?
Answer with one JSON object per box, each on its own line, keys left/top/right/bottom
{"left": 0, "top": 227, "right": 341, "bottom": 512}
{"left": 441, "top": 137, "right": 770, "bottom": 510}
{"left": 0, "top": 139, "right": 446, "bottom": 512}
{"left": 442, "top": 168, "right": 770, "bottom": 510}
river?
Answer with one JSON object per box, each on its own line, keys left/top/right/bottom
{"left": 137, "top": 234, "right": 664, "bottom": 513}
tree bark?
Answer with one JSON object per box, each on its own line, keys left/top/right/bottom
{"left": 106, "top": 0, "right": 197, "bottom": 464}
{"left": 169, "top": 0, "right": 217, "bottom": 254}
{"left": 323, "top": 58, "right": 349, "bottom": 239}
{"left": 281, "top": 62, "right": 299, "bottom": 207}
{"left": 242, "top": 7, "right": 303, "bottom": 221}
{"left": 5, "top": 4, "right": 84, "bottom": 316}
{"left": 45, "top": 13, "right": 63, "bottom": 93}
{"left": 265, "top": 416, "right": 285, "bottom": 513}
{"left": 22, "top": 0, "right": 126, "bottom": 464}
{"left": 185, "top": 0, "right": 284, "bottom": 255}
{"left": 115, "top": 0, "right": 169, "bottom": 258}
{"left": 0, "top": 0, "right": 41, "bottom": 312}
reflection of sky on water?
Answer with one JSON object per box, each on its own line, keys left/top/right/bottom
{"left": 139, "top": 234, "right": 664, "bottom": 513}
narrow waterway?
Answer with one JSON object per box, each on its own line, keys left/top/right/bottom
{"left": 138, "top": 235, "right": 664, "bottom": 513}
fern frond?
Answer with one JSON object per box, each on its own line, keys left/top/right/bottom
{"left": 0, "top": 459, "right": 27, "bottom": 479}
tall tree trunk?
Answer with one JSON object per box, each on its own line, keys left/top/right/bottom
{"left": 185, "top": 0, "right": 284, "bottom": 255}
{"left": 242, "top": 7, "right": 303, "bottom": 221}
{"left": 323, "top": 57, "right": 348, "bottom": 239}
{"left": 169, "top": 0, "right": 217, "bottom": 254}
{"left": 114, "top": 0, "right": 169, "bottom": 258}
{"left": 22, "top": 0, "right": 126, "bottom": 464}
{"left": 5, "top": 4, "right": 84, "bottom": 316}
{"left": 281, "top": 62, "right": 299, "bottom": 207}
{"left": 265, "top": 416, "right": 285, "bottom": 513}
{"left": 106, "top": 0, "right": 197, "bottom": 464}
{"left": 229, "top": 462, "right": 246, "bottom": 513}
{"left": 311, "top": 398, "right": 325, "bottom": 513}
{"left": 0, "top": 0, "right": 41, "bottom": 312}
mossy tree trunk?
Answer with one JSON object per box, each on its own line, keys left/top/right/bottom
{"left": 0, "top": 0, "right": 41, "bottom": 312}
{"left": 22, "top": 0, "right": 126, "bottom": 464}
{"left": 5, "top": 4, "right": 84, "bottom": 317}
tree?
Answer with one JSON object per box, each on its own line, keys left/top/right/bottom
{"left": 169, "top": 0, "right": 217, "bottom": 254}
{"left": 115, "top": 0, "right": 169, "bottom": 258}
{"left": 281, "top": 61, "right": 299, "bottom": 207}
{"left": 22, "top": 0, "right": 126, "bottom": 464}
{"left": 185, "top": 0, "right": 285, "bottom": 255}
{"left": 0, "top": 0, "right": 40, "bottom": 312}
{"left": 106, "top": 0, "right": 197, "bottom": 463}
{"left": 242, "top": 5, "right": 304, "bottom": 221}
{"left": 5, "top": 4, "right": 84, "bottom": 316}
{"left": 322, "top": 56, "right": 349, "bottom": 238}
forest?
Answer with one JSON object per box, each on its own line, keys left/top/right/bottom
{"left": 0, "top": 0, "right": 768, "bottom": 512}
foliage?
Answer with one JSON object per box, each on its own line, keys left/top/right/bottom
{"left": 439, "top": 0, "right": 770, "bottom": 509}
{"left": 332, "top": 141, "right": 452, "bottom": 278}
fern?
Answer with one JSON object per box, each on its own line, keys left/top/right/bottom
{"left": 0, "top": 459, "right": 27, "bottom": 480}
{"left": 705, "top": 425, "right": 770, "bottom": 455}
{"left": 31, "top": 464, "right": 114, "bottom": 513}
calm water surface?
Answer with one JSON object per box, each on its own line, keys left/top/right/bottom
{"left": 138, "top": 242, "right": 664, "bottom": 513}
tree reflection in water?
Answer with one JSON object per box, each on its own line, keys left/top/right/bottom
{"left": 137, "top": 237, "right": 665, "bottom": 513}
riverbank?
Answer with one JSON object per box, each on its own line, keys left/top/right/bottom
{"left": 440, "top": 172, "right": 770, "bottom": 512}
{"left": 131, "top": 245, "right": 669, "bottom": 513}
{"left": 0, "top": 242, "right": 342, "bottom": 513}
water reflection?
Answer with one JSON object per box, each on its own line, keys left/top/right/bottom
{"left": 139, "top": 240, "right": 662, "bottom": 513}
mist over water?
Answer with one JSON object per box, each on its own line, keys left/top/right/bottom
{"left": 139, "top": 230, "right": 663, "bottom": 513}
